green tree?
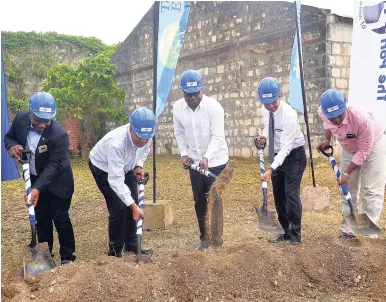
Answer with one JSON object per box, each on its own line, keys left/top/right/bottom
{"left": 43, "top": 50, "right": 126, "bottom": 158}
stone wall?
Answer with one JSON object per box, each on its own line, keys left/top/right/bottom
{"left": 112, "top": 1, "right": 353, "bottom": 158}
{"left": 325, "top": 14, "right": 353, "bottom": 158}
{"left": 326, "top": 15, "right": 353, "bottom": 98}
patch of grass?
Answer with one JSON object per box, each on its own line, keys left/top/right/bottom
{"left": 1, "top": 155, "right": 385, "bottom": 285}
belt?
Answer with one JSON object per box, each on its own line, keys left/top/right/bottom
{"left": 274, "top": 145, "right": 304, "bottom": 156}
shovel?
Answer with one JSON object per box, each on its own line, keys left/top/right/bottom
{"left": 135, "top": 172, "right": 152, "bottom": 263}
{"left": 188, "top": 163, "right": 217, "bottom": 179}
{"left": 253, "top": 138, "right": 283, "bottom": 234}
{"left": 319, "top": 145, "right": 381, "bottom": 236}
{"left": 21, "top": 150, "right": 55, "bottom": 278}
{"left": 187, "top": 163, "right": 234, "bottom": 248}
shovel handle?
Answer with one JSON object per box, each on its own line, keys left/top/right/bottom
{"left": 136, "top": 172, "right": 150, "bottom": 260}
{"left": 136, "top": 173, "right": 149, "bottom": 232}
{"left": 20, "top": 150, "right": 32, "bottom": 164}
{"left": 20, "top": 149, "right": 37, "bottom": 247}
{"left": 189, "top": 163, "right": 217, "bottom": 179}
{"left": 136, "top": 172, "right": 150, "bottom": 186}
{"left": 319, "top": 145, "right": 333, "bottom": 157}
{"left": 346, "top": 196, "right": 356, "bottom": 218}
{"left": 258, "top": 149, "right": 268, "bottom": 212}
{"left": 323, "top": 150, "right": 356, "bottom": 218}
{"left": 254, "top": 137, "right": 266, "bottom": 150}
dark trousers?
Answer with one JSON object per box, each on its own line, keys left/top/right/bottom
{"left": 88, "top": 160, "right": 138, "bottom": 255}
{"left": 271, "top": 146, "right": 306, "bottom": 242}
{"left": 189, "top": 164, "right": 226, "bottom": 241}
{"left": 31, "top": 175, "right": 76, "bottom": 262}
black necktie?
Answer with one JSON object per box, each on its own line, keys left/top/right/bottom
{"left": 269, "top": 112, "right": 275, "bottom": 164}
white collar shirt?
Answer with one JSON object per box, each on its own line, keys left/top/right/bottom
{"left": 172, "top": 94, "right": 229, "bottom": 168}
{"left": 89, "top": 123, "right": 151, "bottom": 207}
{"left": 262, "top": 101, "right": 305, "bottom": 170}
{"left": 26, "top": 124, "right": 43, "bottom": 176}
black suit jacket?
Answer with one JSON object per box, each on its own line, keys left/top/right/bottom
{"left": 4, "top": 111, "right": 74, "bottom": 199}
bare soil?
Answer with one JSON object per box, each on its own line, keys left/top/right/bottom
{"left": 2, "top": 156, "right": 386, "bottom": 302}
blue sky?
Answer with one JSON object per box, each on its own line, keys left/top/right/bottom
{"left": 0, "top": 0, "right": 354, "bottom": 45}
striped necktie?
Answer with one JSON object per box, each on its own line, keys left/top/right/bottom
{"left": 269, "top": 112, "right": 275, "bottom": 164}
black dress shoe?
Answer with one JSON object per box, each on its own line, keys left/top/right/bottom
{"left": 108, "top": 250, "right": 122, "bottom": 258}
{"left": 268, "top": 234, "right": 290, "bottom": 243}
{"left": 61, "top": 255, "right": 76, "bottom": 264}
{"left": 339, "top": 232, "right": 356, "bottom": 240}
{"left": 61, "top": 259, "right": 75, "bottom": 265}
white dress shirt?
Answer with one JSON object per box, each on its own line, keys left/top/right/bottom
{"left": 262, "top": 101, "right": 305, "bottom": 170}
{"left": 173, "top": 94, "right": 229, "bottom": 168}
{"left": 26, "top": 125, "right": 42, "bottom": 176}
{"left": 89, "top": 123, "right": 151, "bottom": 207}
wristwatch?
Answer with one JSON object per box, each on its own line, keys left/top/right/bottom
{"left": 342, "top": 171, "right": 350, "bottom": 178}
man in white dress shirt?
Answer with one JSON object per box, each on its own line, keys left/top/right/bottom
{"left": 88, "top": 107, "right": 156, "bottom": 257}
{"left": 255, "top": 77, "right": 306, "bottom": 245}
{"left": 173, "top": 69, "right": 229, "bottom": 250}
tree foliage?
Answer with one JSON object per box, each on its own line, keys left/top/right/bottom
{"left": 7, "top": 97, "right": 29, "bottom": 112}
{"left": 43, "top": 50, "right": 126, "bottom": 120}
{"left": 1, "top": 31, "right": 121, "bottom": 110}
{"left": 2, "top": 31, "right": 107, "bottom": 54}
{"left": 43, "top": 50, "right": 127, "bottom": 157}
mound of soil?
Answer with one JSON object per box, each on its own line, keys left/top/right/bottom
{"left": 2, "top": 236, "right": 386, "bottom": 302}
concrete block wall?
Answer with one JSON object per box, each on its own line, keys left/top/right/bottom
{"left": 112, "top": 1, "right": 352, "bottom": 158}
{"left": 324, "top": 14, "right": 353, "bottom": 158}
{"left": 326, "top": 14, "right": 353, "bottom": 98}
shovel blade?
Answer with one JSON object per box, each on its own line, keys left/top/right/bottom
{"left": 136, "top": 253, "right": 152, "bottom": 263}
{"left": 23, "top": 242, "right": 55, "bottom": 278}
{"left": 256, "top": 208, "right": 284, "bottom": 234}
{"left": 345, "top": 213, "right": 381, "bottom": 236}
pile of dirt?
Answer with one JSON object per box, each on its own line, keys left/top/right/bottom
{"left": 2, "top": 236, "right": 386, "bottom": 302}
{"left": 206, "top": 167, "right": 235, "bottom": 248}
{"left": 301, "top": 185, "right": 331, "bottom": 211}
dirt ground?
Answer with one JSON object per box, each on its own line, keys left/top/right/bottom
{"left": 2, "top": 155, "right": 386, "bottom": 302}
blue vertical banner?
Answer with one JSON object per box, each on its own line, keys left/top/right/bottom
{"left": 155, "top": 1, "right": 191, "bottom": 118}
{"left": 289, "top": 32, "right": 304, "bottom": 113}
{"left": 289, "top": 1, "right": 304, "bottom": 114}
{"left": 1, "top": 52, "right": 21, "bottom": 181}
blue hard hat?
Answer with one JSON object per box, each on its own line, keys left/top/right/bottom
{"left": 180, "top": 70, "right": 203, "bottom": 93}
{"left": 129, "top": 107, "right": 156, "bottom": 140}
{"left": 29, "top": 92, "right": 57, "bottom": 120}
{"left": 320, "top": 89, "right": 346, "bottom": 119}
{"left": 257, "top": 77, "right": 281, "bottom": 104}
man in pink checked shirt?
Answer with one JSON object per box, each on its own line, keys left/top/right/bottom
{"left": 317, "top": 88, "right": 386, "bottom": 240}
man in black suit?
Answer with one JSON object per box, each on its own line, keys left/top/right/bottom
{"left": 4, "top": 91, "right": 76, "bottom": 265}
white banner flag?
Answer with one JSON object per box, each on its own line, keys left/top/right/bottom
{"left": 348, "top": 1, "right": 386, "bottom": 128}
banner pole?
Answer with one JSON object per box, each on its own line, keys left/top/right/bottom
{"left": 152, "top": 1, "right": 159, "bottom": 203}
{"left": 294, "top": 1, "right": 316, "bottom": 187}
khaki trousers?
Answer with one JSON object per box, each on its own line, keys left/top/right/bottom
{"left": 340, "top": 134, "right": 386, "bottom": 234}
